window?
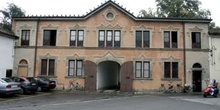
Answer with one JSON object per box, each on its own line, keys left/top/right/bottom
{"left": 41, "top": 59, "right": 55, "bottom": 76}
{"left": 164, "top": 62, "right": 178, "bottom": 79}
{"left": 135, "top": 61, "right": 150, "bottom": 78}
{"left": 70, "top": 30, "right": 84, "bottom": 46}
{"left": 21, "top": 30, "right": 30, "bottom": 46}
{"left": 164, "top": 31, "right": 177, "bottom": 48}
{"left": 43, "top": 30, "right": 57, "bottom": 46}
{"left": 192, "top": 32, "right": 201, "bottom": 48}
{"left": 136, "top": 31, "right": 150, "bottom": 48}
{"left": 98, "top": 30, "right": 121, "bottom": 47}
{"left": 68, "top": 60, "right": 83, "bottom": 76}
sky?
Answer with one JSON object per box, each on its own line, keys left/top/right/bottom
{"left": 0, "top": 0, "right": 220, "bottom": 26}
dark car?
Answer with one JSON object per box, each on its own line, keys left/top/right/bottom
{"left": 0, "top": 78, "right": 21, "bottom": 95}
{"left": 10, "top": 76, "right": 38, "bottom": 94}
{"left": 34, "top": 76, "right": 56, "bottom": 92}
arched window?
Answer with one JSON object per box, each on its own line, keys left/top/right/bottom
{"left": 192, "top": 63, "right": 202, "bottom": 68}
{"left": 19, "top": 59, "right": 28, "bottom": 64}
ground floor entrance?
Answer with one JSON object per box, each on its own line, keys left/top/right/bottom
{"left": 84, "top": 60, "right": 133, "bottom": 92}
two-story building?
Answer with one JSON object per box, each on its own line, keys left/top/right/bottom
{"left": 0, "top": 30, "right": 18, "bottom": 78}
{"left": 209, "top": 28, "right": 220, "bottom": 88}
{"left": 12, "top": 0, "right": 211, "bottom": 92}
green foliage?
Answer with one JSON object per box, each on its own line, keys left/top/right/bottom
{"left": 0, "top": 3, "right": 25, "bottom": 31}
{"left": 139, "top": 0, "right": 211, "bottom": 19}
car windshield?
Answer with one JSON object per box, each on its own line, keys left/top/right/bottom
{"left": 26, "top": 77, "right": 36, "bottom": 83}
{"left": 1, "top": 78, "right": 13, "bottom": 83}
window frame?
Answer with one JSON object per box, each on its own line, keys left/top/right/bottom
{"left": 191, "top": 32, "right": 201, "bottom": 49}
{"left": 69, "top": 30, "right": 84, "bottom": 47}
{"left": 40, "top": 59, "right": 55, "bottom": 76}
{"left": 21, "top": 30, "right": 30, "bottom": 46}
{"left": 135, "top": 61, "right": 151, "bottom": 79}
{"left": 135, "top": 30, "right": 150, "bottom": 48}
{"left": 68, "top": 60, "right": 83, "bottom": 77}
{"left": 163, "top": 31, "right": 178, "bottom": 48}
{"left": 43, "top": 30, "right": 57, "bottom": 46}
{"left": 164, "top": 61, "right": 179, "bottom": 79}
{"left": 98, "top": 30, "right": 121, "bottom": 48}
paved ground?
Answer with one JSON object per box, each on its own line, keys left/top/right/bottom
{"left": 0, "top": 91, "right": 220, "bottom": 110}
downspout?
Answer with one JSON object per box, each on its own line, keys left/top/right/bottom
{"left": 33, "top": 19, "right": 40, "bottom": 77}
{"left": 183, "top": 22, "right": 186, "bottom": 85}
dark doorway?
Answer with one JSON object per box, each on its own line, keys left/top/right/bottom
{"left": 192, "top": 71, "right": 202, "bottom": 92}
{"left": 97, "top": 61, "right": 120, "bottom": 90}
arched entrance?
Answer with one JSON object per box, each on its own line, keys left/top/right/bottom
{"left": 97, "top": 61, "right": 120, "bottom": 90}
{"left": 192, "top": 63, "right": 202, "bottom": 92}
{"left": 17, "top": 59, "right": 28, "bottom": 77}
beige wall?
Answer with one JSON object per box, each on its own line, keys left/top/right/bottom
{"left": 13, "top": 5, "right": 213, "bottom": 91}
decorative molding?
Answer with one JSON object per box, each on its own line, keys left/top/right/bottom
{"left": 189, "top": 26, "right": 203, "bottom": 32}
{"left": 93, "top": 51, "right": 124, "bottom": 65}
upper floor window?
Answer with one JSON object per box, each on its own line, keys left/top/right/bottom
{"left": 98, "top": 30, "right": 121, "bottom": 47}
{"left": 41, "top": 59, "right": 55, "bottom": 76}
{"left": 21, "top": 30, "right": 30, "bottom": 46}
{"left": 164, "top": 62, "right": 178, "bottom": 79}
{"left": 135, "top": 61, "right": 150, "bottom": 78}
{"left": 70, "top": 30, "right": 84, "bottom": 47}
{"left": 191, "top": 32, "right": 201, "bottom": 49}
{"left": 164, "top": 31, "right": 177, "bottom": 48}
{"left": 68, "top": 60, "right": 83, "bottom": 77}
{"left": 136, "top": 31, "right": 150, "bottom": 48}
{"left": 43, "top": 30, "right": 57, "bottom": 46}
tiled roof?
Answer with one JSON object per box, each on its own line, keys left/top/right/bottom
{"left": 209, "top": 28, "right": 220, "bottom": 35}
{"left": 0, "top": 29, "right": 19, "bottom": 39}
{"left": 12, "top": 0, "right": 212, "bottom": 23}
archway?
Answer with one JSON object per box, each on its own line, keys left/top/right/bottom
{"left": 192, "top": 63, "right": 202, "bottom": 92}
{"left": 97, "top": 61, "right": 120, "bottom": 90}
{"left": 17, "top": 59, "right": 28, "bottom": 77}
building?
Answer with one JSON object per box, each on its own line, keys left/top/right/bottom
{"left": 0, "top": 30, "right": 18, "bottom": 78}
{"left": 12, "top": 0, "right": 211, "bottom": 92}
{"left": 209, "top": 28, "right": 220, "bottom": 87}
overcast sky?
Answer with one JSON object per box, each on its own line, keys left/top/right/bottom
{"left": 0, "top": 0, "right": 219, "bottom": 26}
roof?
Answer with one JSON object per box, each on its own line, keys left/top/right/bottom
{"left": 0, "top": 30, "right": 19, "bottom": 39}
{"left": 13, "top": 0, "right": 212, "bottom": 23}
{"left": 209, "top": 28, "right": 220, "bottom": 35}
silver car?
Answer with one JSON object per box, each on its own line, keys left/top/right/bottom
{"left": 0, "top": 77, "right": 21, "bottom": 95}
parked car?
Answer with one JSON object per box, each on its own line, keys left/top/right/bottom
{"left": 34, "top": 76, "right": 56, "bottom": 92}
{"left": 9, "top": 76, "right": 38, "bottom": 94}
{"left": 0, "top": 77, "right": 21, "bottom": 95}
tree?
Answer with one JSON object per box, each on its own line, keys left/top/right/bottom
{"left": 0, "top": 3, "right": 25, "bottom": 32}
{"left": 138, "top": 8, "right": 156, "bottom": 17}
{"left": 138, "top": 0, "right": 211, "bottom": 19}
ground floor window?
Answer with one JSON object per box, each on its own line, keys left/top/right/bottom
{"left": 41, "top": 59, "right": 55, "bottom": 76}
{"left": 135, "top": 61, "right": 150, "bottom": 78}
{"left": 68, "top": 60, "right": 83, "bottom": 76}
{"left": 164, "top": 62, "right": 178, "bottom": 79}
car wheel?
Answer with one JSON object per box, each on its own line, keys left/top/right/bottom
{"left": 31, "top": 91, "right": 36, "bottom": 94}
{"left": 20, "top": 88, "right": 26, "bottom": 94}
{"left": 37, "top": 87, "right": 42, "bottom": 92}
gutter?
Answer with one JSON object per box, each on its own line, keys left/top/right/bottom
{"left": 183, "top": 22, "right": 186, "bottom": 85}
{"left": 33, "top": 19, "right": 40, "bottom": 77}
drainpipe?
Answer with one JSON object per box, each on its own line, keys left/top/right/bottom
{"left": 33, "top": 19, "right": 40, "bottom": 77}
{"left": 183, "top": 22, "right": 186, "bottom": 85}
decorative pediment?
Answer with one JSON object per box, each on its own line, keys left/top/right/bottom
{"left": 133, "top": 25, "right": 153, "bottom": 30}
{"left": 41, "top": 24, "right": 59, "bottom": 29}
{"left": 133, "top": 55, "right": 153, "bottom": 61}
{"left": 96, "top": 24, "right": 123, "bottom": 30}
{"left": 19, "top": 24, "right": 32, "bottom": 29}
{"left": 66, "top": 53, "right": 86, "bottom": 60}
{"left": 93, "top": 51, "right": 124, "bottom": 65}
{"left": 189, "top": 26, "right": 203, "bottom": 32}
{"left": 160, "top": 26, "right": 180, "bottom": 31}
